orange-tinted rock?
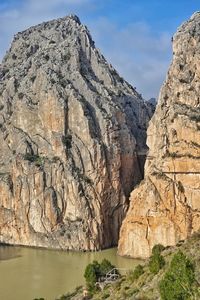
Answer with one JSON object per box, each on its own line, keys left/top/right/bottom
{"left": 0, "top": 15, "right": 154, "bottom": 250}
{"left": 118, "top": 12, "right": 200, "bottom": 258}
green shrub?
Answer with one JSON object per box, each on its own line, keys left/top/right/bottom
{"left": 159, "top": 251, "right": 195, "bottom": 300}
{"left": 24, "top": 153, "right": 44, "bottom": 167}
{"left": 84, "top": 259, "right": 117, "bottom": 292}
{"left": 99, "top": 259, "right": 115, "bottom": 277}
{"left": 102, "top": 292, "right": 110, "bottom": 299}
{"left": 152, "top": 244, "right": 165, "bottom": 256}
{"left": 132, "top": 264, "right": 144, "bottom": 280}
{"left": 149, "top": 246, "right": 165, "bottom": 275}
{"left": 84, "top": 260, "right": 100, "bottom": 292}
{"left": 128, "top": 264, "right": 144, "bottom": 282}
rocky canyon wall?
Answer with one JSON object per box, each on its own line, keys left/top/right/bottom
{"left": 118, "top": 12, "right": 200, "bottom": 258}
{"left": 0, "top": 15, "right": 154, "bottom": 250}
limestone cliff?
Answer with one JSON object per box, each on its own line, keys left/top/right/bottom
{"left": 118, "top": 12, "right": 200, "bottom": 258}
{"left": 0, "top": 15, "right": 153, "bottom": 250}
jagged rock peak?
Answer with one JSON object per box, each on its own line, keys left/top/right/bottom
{"left": 0, "top": 15, "right": 154, "bottom": 251}
{"left": 9, "top": 14, "right": 93, "bottom": 54}
{"left": 118, "top": 12, "right": 200, "bottom": 258}
{"left": 2, "top": 13, "right": 140, "bottom": 99}
{"left": 68, "top": 14, "right": 81, "bottom": 24}
{"left": 190, "top": 11, "right": 200, "bottom": 20}
{"left": 13, "top": 14, "right": 82, "bottom": 39}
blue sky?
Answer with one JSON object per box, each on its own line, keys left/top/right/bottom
{"left": 0, "top": 0, "right": 199, "bottom": 99}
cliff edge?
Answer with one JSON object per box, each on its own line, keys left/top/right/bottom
{"left": 118, "top": 12, "right": 200, "bottom": 258}
{"left": 0, "top": 15, "right": 153, "bottom": 250}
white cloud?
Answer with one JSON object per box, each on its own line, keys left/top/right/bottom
{"left": 0, "top": 1, "right": 172, "bottom": 99}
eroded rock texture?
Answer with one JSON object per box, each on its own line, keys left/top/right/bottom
{"left": 118, "top": 12, "right": 200, "bottom": 258}
{"left": 0, "top": 15, "right": 153, "bottom": 250}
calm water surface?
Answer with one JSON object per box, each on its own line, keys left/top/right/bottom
{"left": 0, "top": 246, "right": 141, "bottom": 300}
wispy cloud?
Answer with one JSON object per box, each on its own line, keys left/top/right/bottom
{"left": 0, "top": 0, "right": 97, "bottom": 58}
{"left": 0, "top": 0, "right": 172, "bottom": 99}
{"left": 89, "top": 18, "right": 172, "bottom": 99}
{"left": 24, "top": 0, "right": 95, "bottom": 12}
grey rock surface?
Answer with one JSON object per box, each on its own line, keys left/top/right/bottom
{"left": 118, "top": 12, "right": 200, "bottom": 258}
{"left": 0, "top": 15, "right": 154, "bottom": 250}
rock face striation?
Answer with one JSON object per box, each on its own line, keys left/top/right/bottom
{"left": 0, "top": 15, "right": 153, "bottom": 250}
{"left": 118, "top": 12, "right": 200, "bottom": 258}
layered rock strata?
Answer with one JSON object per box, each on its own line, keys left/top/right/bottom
{"left": 0, "top": 15, "right": 153, "bottom": 250}
{"left": 118, "top": 12, "right": 200, "bottom": 258}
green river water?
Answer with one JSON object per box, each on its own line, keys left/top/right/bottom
{"left": 0, "top": 246, "right": 141, "bottom": 300}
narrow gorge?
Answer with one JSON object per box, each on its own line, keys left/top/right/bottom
{"left": 118, "top": 12, "right": 200, "bottom": 259}
{"left": 0, "top": 15, "right": 154, "bottom": 250}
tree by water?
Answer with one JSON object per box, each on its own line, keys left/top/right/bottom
{"left": 84, "top": 259, "right": 117, "bottom": 292}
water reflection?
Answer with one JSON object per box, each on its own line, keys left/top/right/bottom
{"left": 0, "top": 245, "right": 21, "bottom": 261}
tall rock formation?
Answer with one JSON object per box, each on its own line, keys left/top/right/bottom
{"left": 118, "top": 12, "right": 200, "bottom": 258}
{"left": 0, "top": 15, "right": 153, "bottom": 250}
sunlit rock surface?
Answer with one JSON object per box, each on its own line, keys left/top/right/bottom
{"left": 0, "top": 15, "right": 153, "bottom": 250}
{"left": 118, "top": 12, "right": 200, "bottom": 258}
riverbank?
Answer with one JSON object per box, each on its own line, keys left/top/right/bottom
{"left": 0, "top": 246, "right": 141, "bottom": 300}
{"left": 57, "top": 232, "right": 200, "bottom": 300}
